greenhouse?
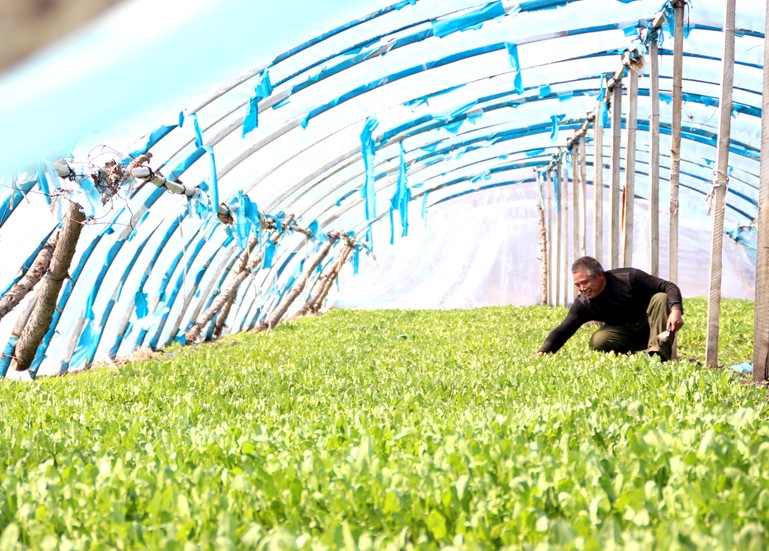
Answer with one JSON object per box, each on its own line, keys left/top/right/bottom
{"left": 1, "top": 0, "right": 769, "bottom": 547}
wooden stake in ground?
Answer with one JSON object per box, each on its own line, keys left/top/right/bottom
{"left": 11, "top": 202, "right": 86, "bottom": 371}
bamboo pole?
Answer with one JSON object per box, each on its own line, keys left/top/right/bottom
{"left": 754, "top": 0, "right": 769, "bottom": 383}
{"left": 11, "top": 203, "right": 85, "bottom": 371}
{"left": 594, "top": 107, "right": 604, "bottom": 262}
{"left": 0, "top": 233, "right": 58, "bottom": 321}
{"left": 669, "top": 0, "right": 686, "bottom": 283}
{"left": 609, "top": 80, "right": 624, "bottom": 270}
{"left": 649, "top": 39, "right": 661, "bottom": 276}
{"left": 705, "top": 0, "right": 736, "bottom": 369}
{"left": 579, "top": 134, "right": 587, "bottom": 258}
{"left": 623, "top": 59, "right": 639, "bottom": 267}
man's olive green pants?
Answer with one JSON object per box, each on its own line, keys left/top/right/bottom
{"left": 588, "top": 293, "right": 673, "bottom": 360}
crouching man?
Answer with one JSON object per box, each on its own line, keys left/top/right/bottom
{"left": 536, "top": 256, "right": 684, "bottom": 361}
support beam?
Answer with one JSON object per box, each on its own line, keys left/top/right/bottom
{"left": 185, "top": 215, "right": 295, "bottom": 343}
{"left": 545, "top": 171, "right": 553, "bottom": 306}
{"left": 579, "top": 134, "right": 587, "bottom": 258}
{"left": 261, "top": 234, "right": 339, "bottom": 330}
{"left": 649, "top": 39, "right": 661, "bottom": 276}
{"left": 537, "top": 173, "right": 548, "bottom": 305}
{"left": 555, "top": 163, "right": 563, "bottom": 307}
{"left": 705, "top": 0, "right": 735, "bottom": 368}
{"left": 754, "top": 0, "right": 769, "bottom": 383}
{"left": 609, "top": 81, "right": 624, "bottom": 270}
{"left": 623, "top": 59, "right": 639, "bottom": 267}
{"left": 594, "top": 108, "right": 604, "bottom": 262}
{"left": 669, "top": 0, "right": 686, "bottom": 283}
{"left": 572, "top": 145, "right": 580, "bottom": 270}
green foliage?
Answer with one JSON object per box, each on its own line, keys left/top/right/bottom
{"left": 0, "top": 299, "right": 766, "bottom": 549}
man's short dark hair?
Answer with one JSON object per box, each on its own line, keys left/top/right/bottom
{"left": 571, "top": 256, "right": 604, "bottom": 276}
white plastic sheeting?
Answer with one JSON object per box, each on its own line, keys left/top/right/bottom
{"left": 0, "top": 0, "right": 764, "bottom": 377}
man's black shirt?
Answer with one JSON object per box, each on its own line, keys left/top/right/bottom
{"left": 539, "top": 268, "right": 683, "bottom": 353}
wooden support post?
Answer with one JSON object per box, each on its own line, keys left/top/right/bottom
{"left": 669, "top": 0, "right": 686, "bottom": 283}
{"left": 753, "top": 0, "right": 769, "bottom": 383}
{"left": 572, "top": 146, "right": 580, "bottom": 268}
{"left": 561, "top": 157, "right": 570, "bottom": 304}
{"left": 213, "top": 237, "right": 258, "bottom": 339}
{"left": 537, "top": 173, "right": 548, "bottom": 305}
{"left": 555, "top": 163, "right": 563, "bottom": 307}
{"left": 186, "top": 215, "right": 295, "bottom": 343}
{"left": 623, "top": 60, "right": 639, "bottom": 267}
{"left": 0, "top": 232, "right": 58, "bottom": 321}
{"left": 579, "top": 134, "right": 587, "bottom": 258}
{"left": 11, "top": 203, "right": 85, "bottom": 371}
{"left": 594, "top": 107, "right": 604, "bottom": 262}
{"left": 609, "top": 81, "right": 624, "bottom": 270}
{"left": 293, "top": 239, "right": 355, "bottom": 319}
{"left": 545, "top": 171, "right": 553, "bottom": 306}
{"left": 705, "top": 0, "right": 736, "bottom": 368}
{"left": 649, "top": 39, "right": 661, "bottom": 276}
{"left": 261, "top": 234, "right": 339, "bottom": 330}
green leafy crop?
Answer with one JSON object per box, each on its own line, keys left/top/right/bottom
{"left": 0, "top": 299, "right": 766, "bottom": 549}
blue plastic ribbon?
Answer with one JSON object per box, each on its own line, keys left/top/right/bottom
{"left": 505, "top": 43, "right": 524, "bottom": 94}
{"left": 389, "top": 143, "right": 411, "bottom": 244}
{"left": 431, "top": 1, "right": 506, "bottom": 38}
{"left": 263, "top": 239, "right": 276, "bottom": 269}
{"left": 0, "top": 336, "right": 19, "bottom": 378}
{"left": 360, "top": 116, "right": 379, "bottom": 249}
{"left": 550, "top": 114, "right": 563, "bottom": 143}
{"left": 126, "top": 124, "right": 176, "bottom": 161}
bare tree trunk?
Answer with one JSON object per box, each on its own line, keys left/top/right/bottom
{"left": 186, "top": 215, "right": 294, "bottom": 343}
{"left": 11, "top": 203, "right": 85, "bottom": 371}
{"left": 260, "top": 235, "right": 339, "bottom": 330}
{"left": 0, "top": 231, "right": 59, "bottom": 321}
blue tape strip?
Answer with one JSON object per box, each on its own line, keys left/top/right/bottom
{"left": 431, "top": 1, "right": 506, "bottom": 37}
{"left": 360, "top": 116, "right": 379, "bottom": 249}
{"left": 505, "top": 43, "right": 524, "bottom": 94}
{"left": 263, "top": 239, "right": 276, "bottom": 269}
{"left": 0, "top": 336, "right": 19, "bottom": 378}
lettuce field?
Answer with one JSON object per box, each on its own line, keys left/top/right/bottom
{"left": 1, "top": 298, "right": 768, "bottom": 549}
